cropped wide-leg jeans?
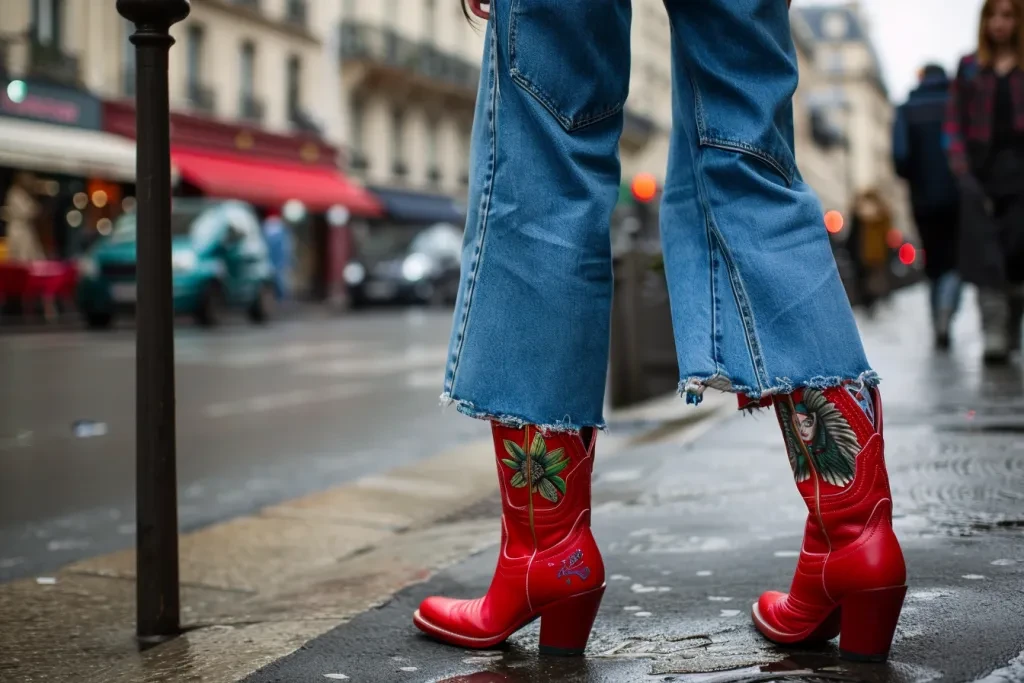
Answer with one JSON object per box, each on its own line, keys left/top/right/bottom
{"left": 441, "top": 0, "right": 876, "bottom": 430}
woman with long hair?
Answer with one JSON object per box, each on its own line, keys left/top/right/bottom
{"left": 945, "top": 0, "right": 1024, "bottom": 362}
{"left": 412, "top": 0, "right": 906, "bottom": 662}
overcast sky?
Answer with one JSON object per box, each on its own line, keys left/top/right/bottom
{"left": 793, "top": 0, "right": 985, "bottom": 102}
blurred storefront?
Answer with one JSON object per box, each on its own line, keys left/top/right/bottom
{"left": 103, "top": 100, "right": 382, "bottom": 301}
{"left": 0, "top": 77, "right": 137, "bottom": 261}
{"left": 0, "top": 75, "right": 139, "bottom": 319}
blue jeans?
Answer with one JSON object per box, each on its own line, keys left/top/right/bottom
{"left": 930, "top": 271, "right": 962, "bottom": 324}
{"left": 442, "top": 0, "right": 876, "bottom": 430}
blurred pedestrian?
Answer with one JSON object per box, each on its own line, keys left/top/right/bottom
{"left": 413, "top": 0, "right": 905, "bottom": 664}
{"left": 945, "top": 0, "right": 1024, "bottom": 363}
{"left": 894, "top": 65, "right": 962, "bottom": 349}
{"left": 2, "top": 172, "right": 44, "bottom": 262}
{"left": 847, "top": 189, "right": 894, "bottom": 315}
{"left": 262, "top": 210, "right": 292, "bottom": 301}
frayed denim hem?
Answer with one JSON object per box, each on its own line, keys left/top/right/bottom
{"left": 439, "top": 393, "right": 607, "bottom": 433}
{"left": 678, "top": 370, "right": 881, "bottom": 407}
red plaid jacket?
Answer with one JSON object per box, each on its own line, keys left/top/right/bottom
{"left": 944, "top": 53, "right": 1024, "bottom": 177}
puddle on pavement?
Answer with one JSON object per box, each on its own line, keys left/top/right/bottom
{"left": 974, "top": 649, "right": 1024, "bottom": 683}
{"left": 431, "top": 624, "right": 944, "bottom": 683}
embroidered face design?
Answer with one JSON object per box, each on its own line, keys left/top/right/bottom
{"left": 778, "top": 389, "right": 862, "bottom": 487}
{"left": 792, "top": 406, "right": 818, "bottom": 443}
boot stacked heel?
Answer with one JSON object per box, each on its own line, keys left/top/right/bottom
{"left": 538, "top": 585, "right": 605, "bottom": 656}
{"left": 838, "top": 585, "right": 907, "bottom": 662}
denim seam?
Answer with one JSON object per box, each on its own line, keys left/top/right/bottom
{"left": 507, "top": 0, "right": 625, "bottom": 132}
{"left": 509, "top": 68, "right": 625, "bottom": 132}
{"left": 685, "top": 68, "right": 795, "bottom": 186}
{"left": 686, "top": 70, "right": 770, "bottom": 394}
{"left": 443, "top": 19, "right": 499, "bottom": 400}
{"left": 707, "top": 220, "right": 771, "bottom": 391}
{"left": 681, "top": 72, "right": 724, "bottom": 382}
{"left": 700, "top": 137, "right": 795, "bottom": 187}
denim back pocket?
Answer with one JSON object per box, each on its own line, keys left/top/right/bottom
{"left": 508, "top": 0, "right": 631, "bottom": 133}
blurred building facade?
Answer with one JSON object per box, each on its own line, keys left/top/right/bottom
{"left": 337, "top": 0, "right": 672, "bottom": 204}
{"left": 794, "top": 3, "right": 910, "bottom": 229}
{"left": 0, "top": 0, "right": 866, "bottom": 215}
{"left": 1, "top": 1, "right": 888, "bottom": 284}
{"left": 791, "top": 11, "right": 850, "bottom": 216}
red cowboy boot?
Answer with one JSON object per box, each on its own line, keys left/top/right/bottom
{"left": 414, "top": 423, "right": 605, "bottom": 655}
{"left": 752, "top": 384, "right": 907, "bottom": 662}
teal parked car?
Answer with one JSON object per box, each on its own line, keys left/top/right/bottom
{"left": 76, "top": 199, "right": 277, "bottom": 329}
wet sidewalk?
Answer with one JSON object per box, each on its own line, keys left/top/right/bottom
{"left": 246, "top": 288, "right": 1024, "bottom": 683}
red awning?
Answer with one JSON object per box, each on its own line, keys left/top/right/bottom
{"left": 171, "top": 148, "right": 382, "bottom": 217}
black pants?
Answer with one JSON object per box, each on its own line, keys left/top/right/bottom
{"left": 914, "top": 207, "right": 960, "bottom": 281}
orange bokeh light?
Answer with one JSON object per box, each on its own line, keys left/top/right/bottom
{"left": 631, "top": 173, "right": 658, "bottom": 203}
{"left": 898, "top": 243, "right": 916, "bottom": 265}
{"left": 824, "top": 210, "right": 844, "bottom": 234}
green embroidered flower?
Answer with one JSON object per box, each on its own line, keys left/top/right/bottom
{"left": 502, "top": 431, "right": 570, "bottom": 503}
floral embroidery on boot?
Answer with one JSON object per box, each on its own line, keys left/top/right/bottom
{"left": 501, "top": 431, "right": 571, "bottom": 503}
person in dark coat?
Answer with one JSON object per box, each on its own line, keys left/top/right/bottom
{"left": 894, "top": 64, "right": 962, "bottom": 349}
{"left": 944, "top": 0, "right": 1024, "bottom": 363}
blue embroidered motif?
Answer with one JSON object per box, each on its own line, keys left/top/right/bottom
{"left": 555, "top": 549, "right": 591, "bottom": 583}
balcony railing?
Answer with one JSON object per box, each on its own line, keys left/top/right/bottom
{"left": 285, "top": 0, "right": 308, "bottom": 27}
{"left": 239, "top": 93, "right": 265, "bottom": 123}
{"left": 339, "top": 21, "right": 481, "bottom": 94}
{"left": 187, "top": 81, "right": 216, "bottom": 114}
{"left": 27, "top": 37, "right": 80, "bottom": 86}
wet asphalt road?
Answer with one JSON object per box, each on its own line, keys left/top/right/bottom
{"left": 0, "top": 308, "right": 476, "bottom": 582}
{"left": 246, "top": 289, "right": 1024, "bottom": 683}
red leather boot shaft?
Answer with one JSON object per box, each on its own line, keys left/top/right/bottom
{"left": 784, "top": 385, "right": 906, "bottom": 592}
{"left": 755, "top": 385, "right": 906, "bottom": 660}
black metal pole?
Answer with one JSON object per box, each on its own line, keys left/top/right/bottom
{"left": 116, "top": 0, "right": 190, "bottom": 643}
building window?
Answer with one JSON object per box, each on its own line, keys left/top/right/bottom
{"left": 122, "top": 18, "right": 135, "bottom": 96}
{"left": 31, "top": 0, "right": 63, "bottom": 45}
{"left": 285, "top": 0, "right": 307, "bottom": 26}
{"left": 424, "top": 0, "right": 436, "bottom": 40}
{"left": 186, "top": 24, "right": 204, "bottom": 91}
{"left": 384, "top": 0, "right": 398, "bottom": 24}
{"left": 350, "top": 98, "right": 367, "bottom": 169}
{"left": 240, "top": 41, "right": 256, "bottom": 99}
{"left": 825, "top": 49, "right": 844, "bottom": 74}
{"left": 391, "top": 107, "right": 407, "bottom": 177}
{"left": 286, "top": 54, "right": 302, "bottom": 119}
{"left": 238, "top": 41, "right": 261, "bottom": 121}
{"left": 426, "top": 118, "right": 440, "bottom": 185}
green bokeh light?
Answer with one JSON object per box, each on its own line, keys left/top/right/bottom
{"left": 6, "top": 80, "right": 27, "bottom": 103}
